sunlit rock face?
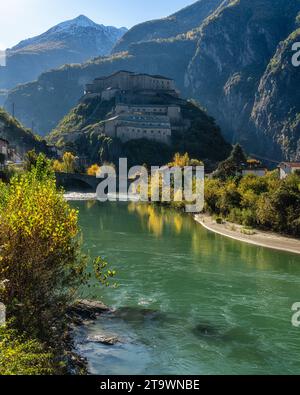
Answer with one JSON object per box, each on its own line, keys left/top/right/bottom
{"left": 185, "top": 0, "right": 300, "bottom": 160}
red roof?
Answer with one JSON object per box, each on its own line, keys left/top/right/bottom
{"left": 279, "top": 162, "right": 300, "bottom": 168}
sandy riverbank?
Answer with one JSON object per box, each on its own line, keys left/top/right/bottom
{"left": 64, "top": 192, "right": 97, "bottom": 201}
{"left": 195, "top": 214, "right": 300, "bottom": 256}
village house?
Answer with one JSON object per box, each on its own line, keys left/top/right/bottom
{"left": 241, "top": 159, "right": 267, "bottom": 177}
{"left": 242, "top": 168, "right": 267, "bottom": 177}
{"left": 7, "top": 145, "right": 22, "bottom": 164}
{"left": 0, "top": 138, "right": 24, "bottom": 166}
{"left": 0, "top": 138, "right": 9, "bottom": 170}
{"left": 278, "top": 162, "right": 300, "bottom": 179}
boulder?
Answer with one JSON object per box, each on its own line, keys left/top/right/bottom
{"left": 67, "top": 299, "right": 111, "bottom": 325}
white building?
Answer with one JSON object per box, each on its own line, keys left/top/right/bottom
{"left": 242, "top": 168, "right": 267, "bottom": 177}
{"left": 0, "top": 137, "right": 9, "bottom": 157}
{"left": 279, "top": 162, "right": 300, "bottom": 179}
{"left": 104, "top": 113, "right": 172, "bottom": 144}
{"left": 86, "top": 71, "right": 178, "bottom": 97}
{"left": 115, "top": 104, "right": 181, "bottom": 122}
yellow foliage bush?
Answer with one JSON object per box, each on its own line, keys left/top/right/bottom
{"left": 52, "top": 159, "right": 63, "bottom": 173}
{"left": 52, "top": 152, "right": 76, "bottom": 173}
{"left": 0, "top": 155, "right": 85, "bottom": 338}
{"left": 87, "top": 164, "right": 101, "bottom": 176}
{"left": 0, "top": 326, "right": 56, "bottom": 375}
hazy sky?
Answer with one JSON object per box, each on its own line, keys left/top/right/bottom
{"left": 0, "top": 0, "right": 196, "bottom": 49}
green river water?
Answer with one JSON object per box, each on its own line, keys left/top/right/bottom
{"left": 72, "top": 200, "right": 300, "bottom": 375}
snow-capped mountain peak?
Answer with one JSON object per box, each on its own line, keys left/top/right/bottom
{"left": 51, "top": 15, "right": 99, "bottom": 32}
{"left": 3, "top": 16, "right": 128, "bottom": 89}
{"left": 12, "top": 15, "right": 128, "bottom": 52}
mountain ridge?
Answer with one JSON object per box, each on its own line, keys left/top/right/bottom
{"left": 0, "top": 15, "right": 127, "bottom": 89}
{"left": 4, "top": 0, "right": 300, "bottom": 160}
{"left": 13, "top": 15, "right": 127, "bottom": 51}
{"left": 113, "top": 0, "right": 227, "bottom": 53}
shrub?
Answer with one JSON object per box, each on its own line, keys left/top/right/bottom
{"left": 61, "top": 152, "right": 76, "bottom": 173}
{"left": 206, "top": 171, "right": 300, "bottom": 236}
{"left": 241, "top": 227, "right": 255, "bottom": 236}
{"left": 52, "top": 159, "right": 64, "bottom": 173}
{"left": 0, "top": 326, "right": 56, "bottom": 375}
{"left": 228, "top": 208, "right": 243, "bottom": 224}
{"left": 0, "top": 155, "right": 86, "bottom": 341}
{"left": 52, "top": 152, "right": 77, "bottom": 174}
{"left": 0, "top": 153, "right": 5, "bottom": 165}
{"left": 87, "top": 164, "right": 101, "bottom": 176}
{"left": 24, "top": 149, "right": 38, "bottom": 172}
{"left": 241, "top": 208, "right": 256, "bottom": 227}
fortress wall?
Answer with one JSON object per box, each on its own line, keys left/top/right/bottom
{"left": 87, "top": 71, "right": 175, "bottom": 94}
{"left": 116, "top": 125, "right": 171, "bottom": 144}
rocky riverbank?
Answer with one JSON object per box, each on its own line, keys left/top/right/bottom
{"left": 66, "top": 299, "right": 115, "bottom": 374}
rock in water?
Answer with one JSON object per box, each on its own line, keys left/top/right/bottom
{"left": 67, "top": 299, "right": 111, "bottom": 325}
{"left": 87, "top": 335, "right": 120, "bottom": 346}
{"left": 113, "top": 306, "right": 166, "bottom": 323}
{"left": 192, "top": 323, "right": 221, "bottom": 339}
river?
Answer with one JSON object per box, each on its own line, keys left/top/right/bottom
{"left": 71, "top": 200, "right": 300, "bottom": 375}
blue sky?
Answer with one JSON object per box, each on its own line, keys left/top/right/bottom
{"left": 0, "top": 0, "right": 195, "bottom": 49}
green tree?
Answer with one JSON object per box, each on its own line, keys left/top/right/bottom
{"left": 213, "top": 144, "right": 247, "bottom": 180}
{"left": 204, "top": 178, "right": 223, "bottom": 214}
{"left": 61, "top": 152, "right": 76, "bottom": 173}
{"left": 24, "top": 149, "right": 38, "bottom": 171}
{"left": 0, "top": 153, "right": 5, "bottom": 165}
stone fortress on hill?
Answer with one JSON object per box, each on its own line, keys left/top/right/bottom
{"left": 83, "top": 71, "right": 189, "bottom": 144}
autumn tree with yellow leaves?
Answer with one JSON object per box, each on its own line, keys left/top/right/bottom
{"left": 0, "top": 155, "right": 85, "bottom": 339}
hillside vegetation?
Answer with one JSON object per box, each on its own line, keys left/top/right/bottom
{"left": 0, "top": 108, "right": 48, "bottom": 156}
{"left": 48, "top": 96, "right": 231, "bottom": 168}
